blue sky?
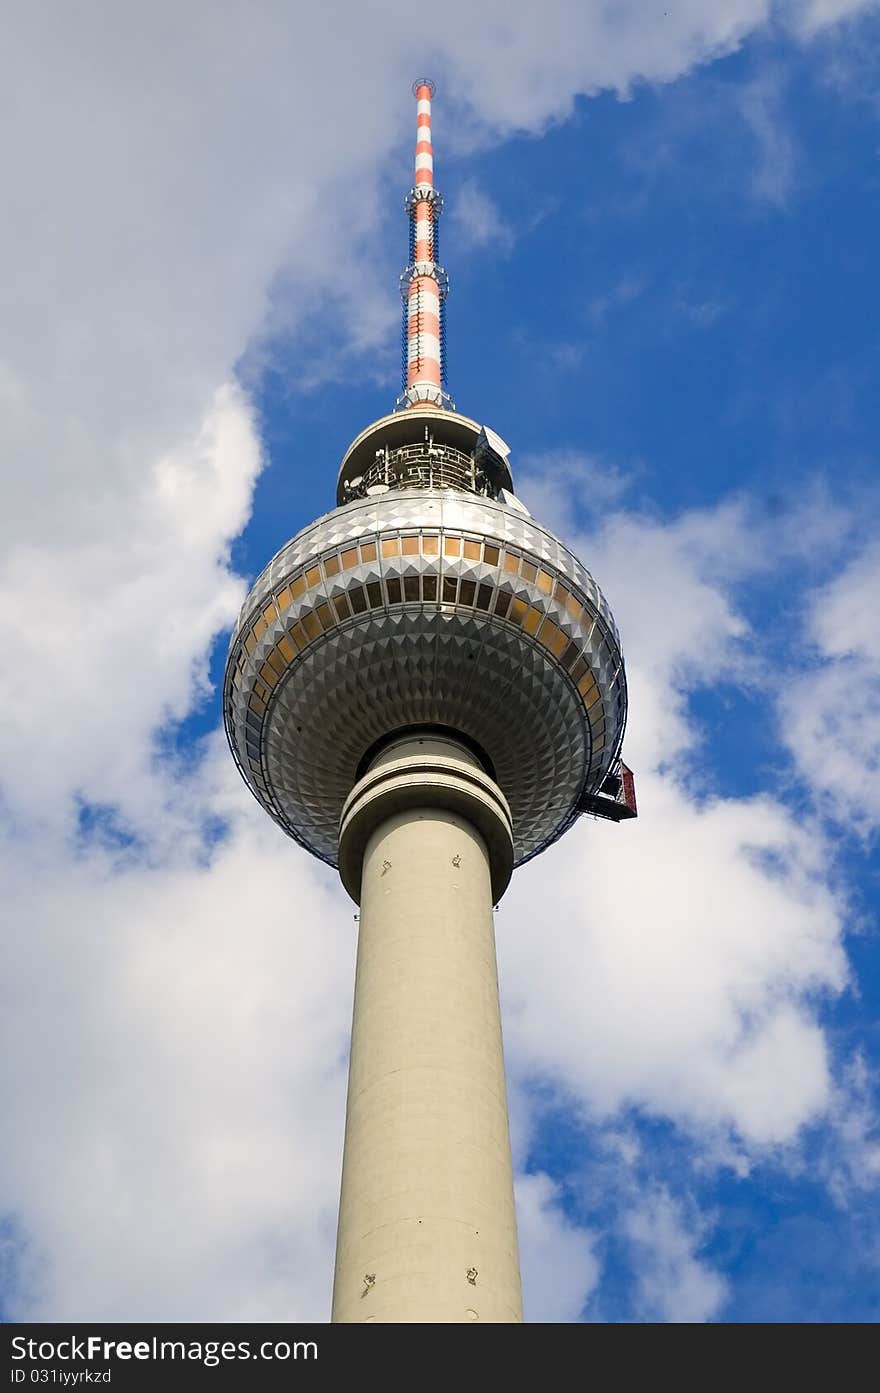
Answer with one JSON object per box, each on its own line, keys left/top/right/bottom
{"left": 1, "top": 2, "right": 878, "bottom": 1323}
{"left": 235, "top": 28, "right": 880, "bottom": 1319}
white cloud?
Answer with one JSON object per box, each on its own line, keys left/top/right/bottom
{"left": 674, "top": 294, "right": 728, "bottom": 327}
{"left": 589, "top": 275, "right": 647, "bottom": 325}
{"left": 502, "top": 772, "right": 846, "bottom": 1147}
{"left": 0, "top": 384, "right": 261, "bottom": 840}
{"left": 0, "top": 741, "right": 353, "bottom": 1320}
{"left": 778, "top": 542, "right": 880, "bottom": 832}
{"left": 813, "top": 543, "right": 880, "bottom": 663}
{"left": 516, "top": 1174, "right": 600, "bottom": 1322}
{"left": 623, "top": 1189, "right": 728, "bottom": 1322}
{"left": 815, "top": 1052, "right": 880, "bottom": 1206}
{"left": 497, "top": 494, "right": 848, "bottom": 1149}
{"left": 787, "top": 0, "right": 880, "bottom": 38}
{"left": 451, "top": 179, "right": 516, "bottom": 253}
{"left": 517, "top": 452, "right": 635, "bottom": 531}
{"left": 737, "top": 68, "right": 800, "bottom": 207}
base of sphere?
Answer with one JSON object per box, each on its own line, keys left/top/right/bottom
{"left": 338, "top": 732, "right": 514, "bottom": 905}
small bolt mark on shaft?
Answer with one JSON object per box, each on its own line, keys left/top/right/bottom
{"left": 380, "top": 860, "right": 392, "bottom": 876}
{"left": 466, "top": 1267, "right": 478, "bottom": 1285}
{"left": 361, "top": 1273, "right": 376, "bottom": 1298}
{"left": 452, "top": 854, "right": 461, "bottom": 867}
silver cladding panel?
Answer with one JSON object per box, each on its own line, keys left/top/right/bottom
{"left": 240, "top": 491, "right": 621, "bottom": 645}
{"left": 224, "top": 490, "right": 627, "bottom": 867}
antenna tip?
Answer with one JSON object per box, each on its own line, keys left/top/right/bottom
{"left": 412, "top": 78, "right": 436, "bottom": 99}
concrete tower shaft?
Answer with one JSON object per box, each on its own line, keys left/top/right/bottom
{"left": 332, "top": 734, "right": 522, "bottom": 1322}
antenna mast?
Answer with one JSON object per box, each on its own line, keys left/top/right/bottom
{"left": 397, "top": 79, "right": 453, "bottom": 411}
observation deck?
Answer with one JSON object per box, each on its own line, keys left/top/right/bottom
{"left": 336, "top": 409, "right": 513, "bottom": 505}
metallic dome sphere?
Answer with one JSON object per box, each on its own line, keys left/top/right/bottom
{"left": 224, "top": 485, "right": 627, "bottom": 868}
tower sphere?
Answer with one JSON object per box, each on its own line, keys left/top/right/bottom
{"left": 223, "top": 408, "right": 627, "bottom": 877}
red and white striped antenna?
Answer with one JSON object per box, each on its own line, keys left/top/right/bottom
{"left": 397, "top": 80, "right": 453, "bottom": 411}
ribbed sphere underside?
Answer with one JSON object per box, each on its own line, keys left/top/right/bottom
{"left": 224, "top": 491, "right": 627, "bottom": 867}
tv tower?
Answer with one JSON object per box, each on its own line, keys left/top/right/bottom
{"left": 224, "top": 81, "right": 635, "bottom": 1324}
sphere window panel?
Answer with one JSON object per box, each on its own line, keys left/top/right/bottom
{"left": 523, "top": 607, "right": 542, "bottom": 636}
{"left": 509, "top": 597, "right": 527, "bottom": 626}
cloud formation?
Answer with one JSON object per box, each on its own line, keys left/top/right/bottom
{"left": 500, "top": 493, "right": 849, "bottom": 1153}
{"left": 623, "top": 1188, "right": 728, "bottom": 1322}
{"left": 779, "top": 542, "right": 880, "bottom": 834}
{"left": 1, "top": 745, "right": 356, "bottom": 1320}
